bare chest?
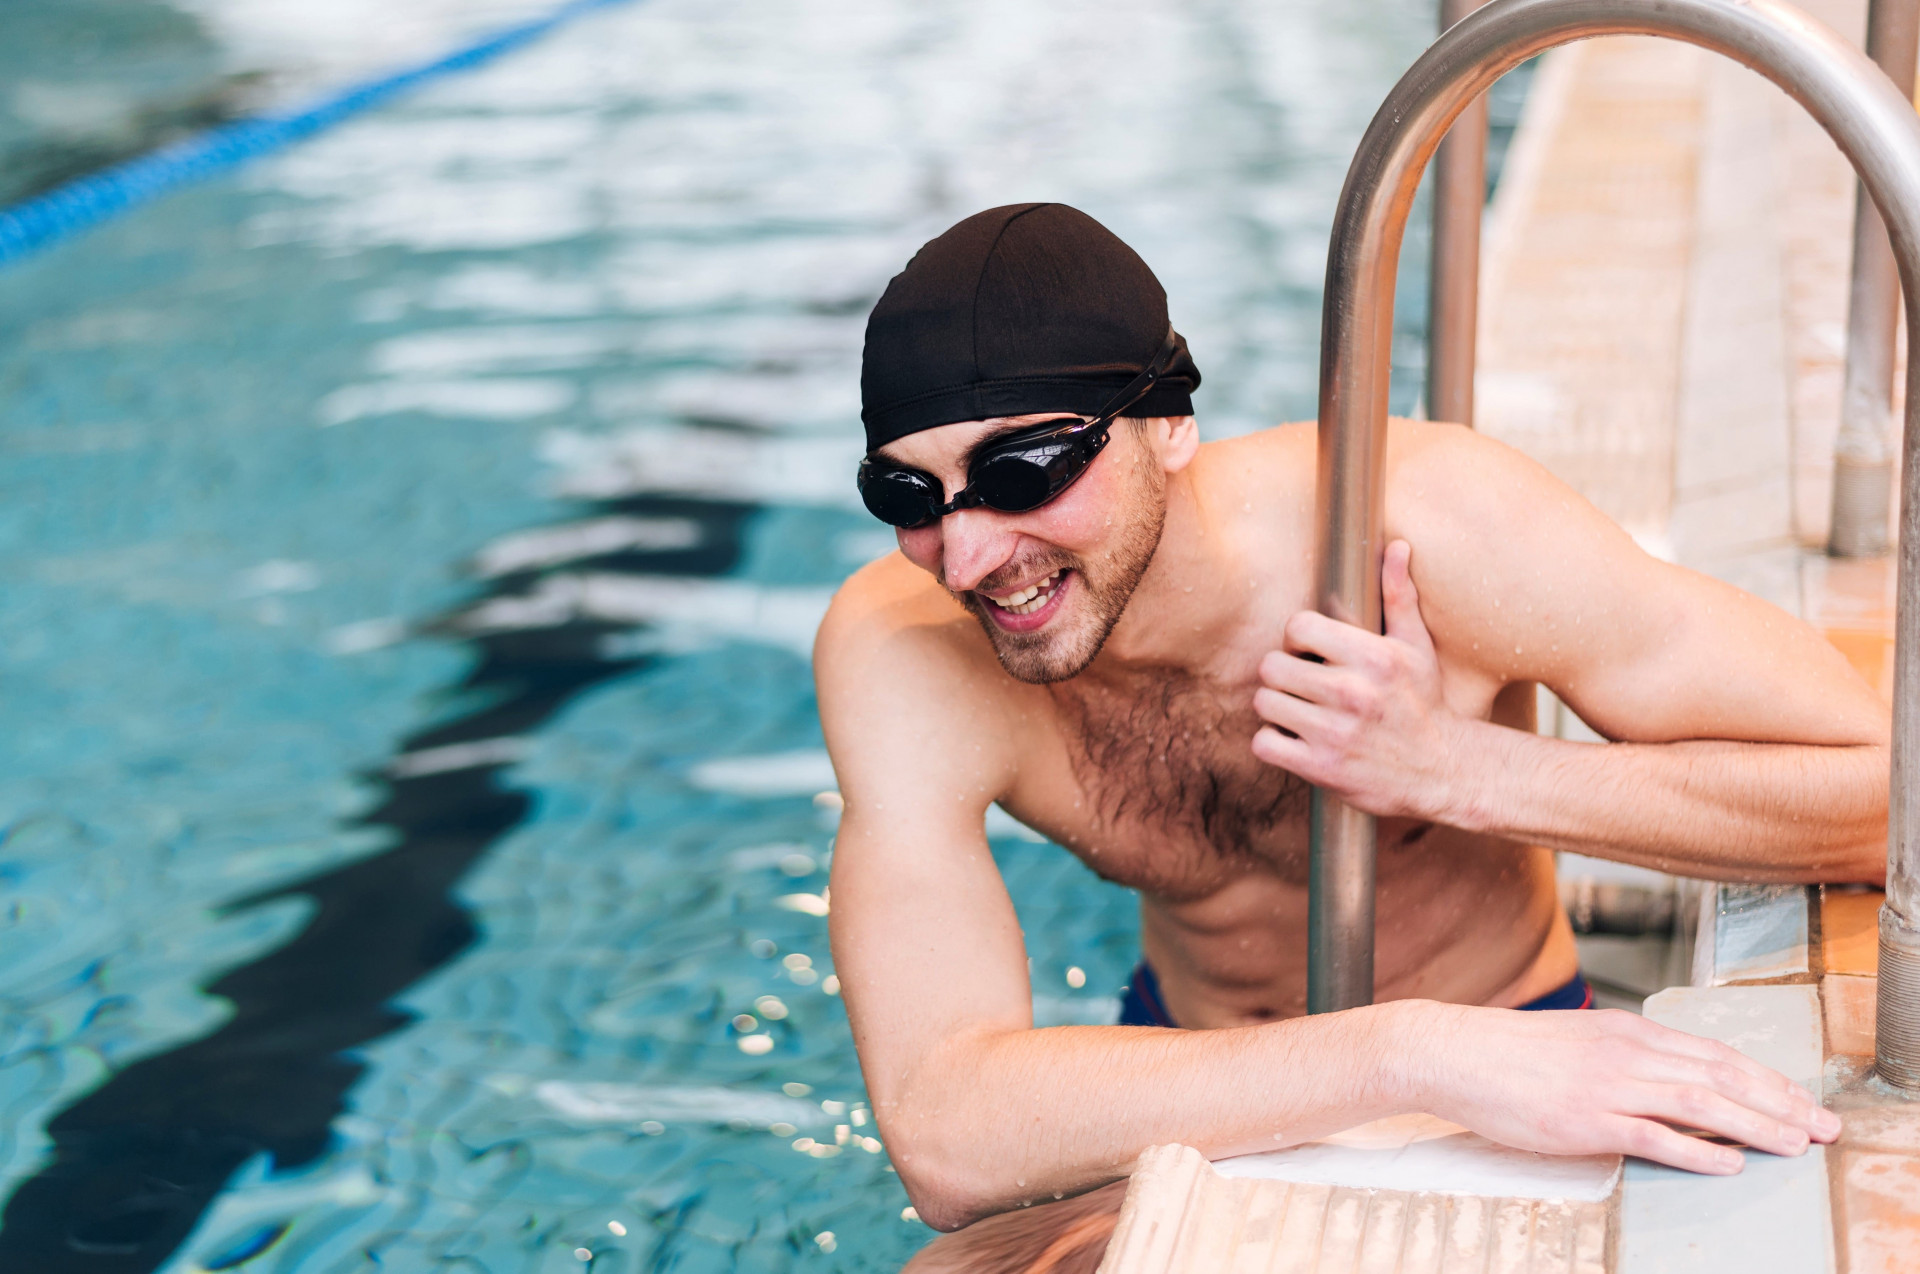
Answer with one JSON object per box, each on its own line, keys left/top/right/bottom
{"left": 1011, "top": 672, "right": 1313, "bottom": 900}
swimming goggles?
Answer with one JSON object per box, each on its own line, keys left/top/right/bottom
{"left": 857, "top": 330, "right": 1181, "bottom": 529}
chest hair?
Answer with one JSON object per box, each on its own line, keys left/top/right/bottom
{"left": 1049, "top": 668, "right": 1312, "bottom": 895}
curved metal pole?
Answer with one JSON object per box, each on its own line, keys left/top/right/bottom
{"left": 1426, "top": 0, "right": 1491, "bottom": 428}
{"left": 1830, "top": 0, "right": 1920, "bottom": 557}
{"left": 1310, "top": 0, "right": 1920, "bottom": 1089}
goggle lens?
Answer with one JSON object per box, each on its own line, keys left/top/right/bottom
{"left": 860, "top": 468, "right": 942, "bottom": 528}
{"left": 970, "top": 453, "right": 1054, "bottom": 511}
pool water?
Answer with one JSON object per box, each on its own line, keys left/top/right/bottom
{"left": 0, "top": 0, "right": 1508, "bottom": 1268}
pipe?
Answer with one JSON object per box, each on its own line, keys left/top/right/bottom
{"left": 1830, "top": 0, "right": 1920, "bottom": 558}
{"left": 1426, "top": 0, "right": 1491, "bottom": 427}
{"left": 1308, "top": 0, "right": 1920, "bottom": 1068}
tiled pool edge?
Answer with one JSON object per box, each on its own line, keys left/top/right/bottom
{"left": 1641, "top": 881, "right": 1920, "bottom": 1272}
{"left": 1620, "top": 981, "right": 1834, "bottom": 1273}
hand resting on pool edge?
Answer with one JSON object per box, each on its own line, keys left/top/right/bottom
{"left": 816, "top": 204, "right": 1882, "bottom": 1267}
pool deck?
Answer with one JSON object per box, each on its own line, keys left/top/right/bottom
{"left": 1099, "top": 6, "right": 1920, "bottom": 1269}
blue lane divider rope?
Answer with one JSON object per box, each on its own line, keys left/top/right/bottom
{"left": 0, "top": 0, "right": 633, "bottom": 267}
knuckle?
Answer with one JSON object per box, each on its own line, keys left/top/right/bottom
{"left": 1621, "top": 1121, "right": 1663, "bottom": 1157}
{"left": 1704, "top": 1061, "right": 1743, "bottom": 1093}
{"left": 1675, "top": 1085, "right": 1712, "bottom": 1120}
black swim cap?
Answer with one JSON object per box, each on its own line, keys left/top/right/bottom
{"left": 860, "top": 203, "right": 1201, "bottom": 452}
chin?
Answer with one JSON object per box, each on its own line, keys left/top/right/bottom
{"left": 981, "top": 607, "right": 1110, "bottom": 684}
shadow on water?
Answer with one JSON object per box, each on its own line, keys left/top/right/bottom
{"left": 0, "top": 493, "right": 759, "bottom": 1271}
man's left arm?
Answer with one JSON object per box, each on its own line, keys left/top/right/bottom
{"left": 1251, "top": 426, "right": 1889, "bottom": 883}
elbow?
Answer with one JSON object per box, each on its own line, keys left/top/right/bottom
{"left": 886, "top": 1127, "right": 1009, "bottom": 1233}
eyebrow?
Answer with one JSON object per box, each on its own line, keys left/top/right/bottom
{"left": 956, "top": 414, "right": 1080, "bottom": 471}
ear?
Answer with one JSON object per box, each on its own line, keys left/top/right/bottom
{"left": 1155, "top": 416, "right": 1200, "bottom": 473}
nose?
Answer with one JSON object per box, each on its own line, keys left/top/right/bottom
{"left": 937, "top": 507, "right": 1021, "bottom": 594}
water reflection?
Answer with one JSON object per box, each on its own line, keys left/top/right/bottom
{"left": 0, "top": 0, "right": 1452, "bottom": 1267}
{"left": 0, "top": 493, "right": 754, "bottom": 1268}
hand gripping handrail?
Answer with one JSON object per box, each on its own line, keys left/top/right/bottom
{"left": 1310, "top": 0, "right": 1920, "bottom": 1090}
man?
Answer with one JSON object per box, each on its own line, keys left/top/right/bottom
{"left": 815, "top": 204, "right": 1881, "bottom": 1270}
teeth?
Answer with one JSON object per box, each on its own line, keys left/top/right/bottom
{"left": 990, "top": 571, "right": 1061, "bottom": 616}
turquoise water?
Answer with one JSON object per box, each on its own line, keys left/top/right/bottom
{"left": 0, "top": 0, "right": 1502, "bottom": 1268}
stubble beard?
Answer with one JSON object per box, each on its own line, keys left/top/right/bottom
{"left": 957, "top": 482, "right": 1169, "bottom": 686}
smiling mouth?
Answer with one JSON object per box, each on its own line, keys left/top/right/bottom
{"left": 981, "top": 569, "right": 1064, "bottom": 616}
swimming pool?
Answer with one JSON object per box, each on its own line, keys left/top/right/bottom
{"left": 0, "top": 0, "right": 1500, "bottom": 1267}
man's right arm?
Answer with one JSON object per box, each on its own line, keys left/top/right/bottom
{"left": 815, "top": 560, "right": 1839, "bottom": 1232}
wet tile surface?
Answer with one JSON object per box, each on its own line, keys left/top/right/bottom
{"left": 1621, "top": 986, "right": 1831, "bottom": 1274}
{"left": 1104, "top": 1144, "right": 1611, "bottom": 1274}
{"left": 1822, "top": 1056, "right": 1920, "bottom": 1274}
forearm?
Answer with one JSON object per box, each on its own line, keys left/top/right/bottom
{"left": 878, "top": 1002, "right": 1419, "bottom": 1230}
{"left": 1450, "top": 724, "right": 1887, "bottom": 882}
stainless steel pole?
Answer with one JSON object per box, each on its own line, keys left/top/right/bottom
{"left": 1830, "top": 0, "right": 1920, "bottom": 557}
{"left": 1426, "top": 0, "right": 1491, "bottom": 427}
{"left": 1308, "top": 0, "right": 1920, "bottom": 1059}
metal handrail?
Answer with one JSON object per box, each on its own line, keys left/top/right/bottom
{"left": 1308, "top": 0, "right": 1920, "bottom": 1092}
{"left": 1426, "top": 0, "right": 1491, "bottom": 428}
{"left": 1830, "top": 0, "right": 1920, "bottom": 557}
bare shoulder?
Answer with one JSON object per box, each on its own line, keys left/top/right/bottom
{"left": 814, "top": 553, "right": 1026, "bottom": 797}
{"left": 1382, "top": 418, "right": 1619, "bottom": 544}
{"left": 1194, "top": 420, "right": 1316, "bottom": 475}
{"left": 816, "top": 553, "right": 999, "bottom": 689}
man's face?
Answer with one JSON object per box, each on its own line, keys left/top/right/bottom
{"left": 876, "top": 415, "right": 1176, "bottom": 683}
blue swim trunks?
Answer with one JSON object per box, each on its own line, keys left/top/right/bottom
{"left": 1117, "top": 960, "right": 1593, "bottom": 1027}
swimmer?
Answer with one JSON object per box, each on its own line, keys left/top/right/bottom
{"left": 814, "top": 204, "right": 1884, "bottom": 1271}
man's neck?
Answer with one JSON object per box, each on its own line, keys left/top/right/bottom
{"left": 1079, "top": 460, "right": 1255, "bottom": 681}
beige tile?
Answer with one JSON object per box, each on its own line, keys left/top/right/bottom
{"left": 1825, "top": 973, "right": 1879, "bottom": 1057}
{"left": 1839, "top": 1151, "right": 1920, "bottom": 1273}
{"left": 1477, "top": 37, "right": 1707, "bottom": 540}
{"left": 1824, "top": 888, "right": 1885, "bottom": 978}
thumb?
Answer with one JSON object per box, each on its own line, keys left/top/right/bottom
{"left": 1382, "top": 540, "right": 1433, "bottom": 652}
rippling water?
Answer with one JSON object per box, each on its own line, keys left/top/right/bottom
{"left": 0, "top": 0, "right": 1474, "bottom": 1268}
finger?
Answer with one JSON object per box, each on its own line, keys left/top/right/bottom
{"left": 1258, "top": 649, "right": 1343, "bottom": 700}
{"left": 1627, "top": 1082, "right": 1811, "bottom": 1158}
{"left": 1251, "top": 725, "right": 1315, "bottom": 775}
{"left": 1634, "top": 1051, "right": 1838, "bottom": 1141}
{"left": 1619, "top": 1016, "right": 1811, "bottom": 1093}
{"left": 1283, "top": 610, "right": 1384, "bottom": 666}
{"left": 1612, "top": 1115, "right": 1746, "bottom": 1175}
{"left": 1381, "top": 540, "right": 1434, "bottom": 655}
{"left": 1253, "top": 686, "right": 1335, "bottom": 737}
